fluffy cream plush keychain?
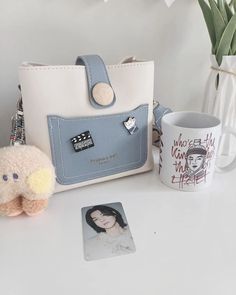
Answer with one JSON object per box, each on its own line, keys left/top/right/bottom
{"left": 0, "top": 96, "right": 55, "bottom": 217}
{"left": 0, "top": 145, "right": 55, "bottom": 216}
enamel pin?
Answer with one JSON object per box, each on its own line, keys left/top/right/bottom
{"left": 123, "top": 117, "right": 138, "bottom": 135}
{"left": 71, "top": 131, "right": 94, "bottom": 152}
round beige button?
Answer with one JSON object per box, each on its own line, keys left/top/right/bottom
{"left": 92, "top": 82, "right": 114, "bottom": 106}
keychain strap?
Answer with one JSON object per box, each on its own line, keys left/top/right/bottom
{"left": 10, "top": 96, "right": 25, "bottom": 146}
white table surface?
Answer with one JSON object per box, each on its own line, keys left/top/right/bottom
{"left": 1, "top": 148, "right": 236, "bottom": 295}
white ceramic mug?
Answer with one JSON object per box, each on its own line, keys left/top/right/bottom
{"left": 159, "top": 112, "right": 236, "bottom": 191}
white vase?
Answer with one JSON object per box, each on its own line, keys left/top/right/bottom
{"left": 203, "top": 55, "right": 236, "bottom": 157}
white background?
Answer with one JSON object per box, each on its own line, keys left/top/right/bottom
{"left": 0, "top": 0, "right": 211, "bottom": 147}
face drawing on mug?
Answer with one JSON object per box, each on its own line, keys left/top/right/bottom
{"left": 184, "top": 145, "right": 207, "bottom": 178}
{"left": 171, "top": 133, "right": 216, "bottom": 188}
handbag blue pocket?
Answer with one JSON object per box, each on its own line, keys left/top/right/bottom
{"left": 47, "top": 104, "right": 148, "bottom": 185}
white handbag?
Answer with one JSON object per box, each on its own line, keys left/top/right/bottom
{"left": 18, "top": 55, "right": 155, "bottom": 193}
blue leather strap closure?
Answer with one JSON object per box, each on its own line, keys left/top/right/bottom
{"left": 76, "top": 55, "right": 116, "bottom": 109}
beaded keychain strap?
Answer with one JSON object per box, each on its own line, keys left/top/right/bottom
{"left": 10, "top": 88, "right": 25, "bottom": 146}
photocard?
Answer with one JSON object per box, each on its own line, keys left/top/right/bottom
{"left": 81, "top": 202, "right": 136, "bottom": 261}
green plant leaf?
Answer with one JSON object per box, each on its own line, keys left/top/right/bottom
{"left": 209, "top": 0, "right": 227, "bottom": 52}
{"left": 198, "top": 0, "right": 216, "bottom": 53}
{"left": 231, "top": 33, "right": 236, "bottom": 54}
{"left": 217, "top": 0, "right": 228, "bottom": 23}
{"left": 232, "top": 0, "right": 236, "bottom": 54}
{"left": 224, "top": 1, "right": 233, "bottom": 21}
{"left": 216, "top": 13, "right": 236, "bottom": 65}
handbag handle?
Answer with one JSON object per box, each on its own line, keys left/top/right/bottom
{"left": 153, "top": 102, "right": 172, "bottom": 132}
{"left": 152, "top": 102, "right": 172, "bottom": 147}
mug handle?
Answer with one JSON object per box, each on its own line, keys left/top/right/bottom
{"left": 216, "top": 127, "right": 236, "bottom": 172}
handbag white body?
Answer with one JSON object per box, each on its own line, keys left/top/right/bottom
{"left": 19, "top": 59, "right": 154, "bottom": 193}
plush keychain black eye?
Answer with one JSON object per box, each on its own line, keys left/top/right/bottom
{"left": 13, "top": 173, "right": 19, "bottom": 180}
{"left": 2, "top": 175, "right": 8, "bottom": 182}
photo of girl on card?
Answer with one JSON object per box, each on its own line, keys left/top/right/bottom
{"left": 81, "top": 202, "right": 136, "bottom": 261}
